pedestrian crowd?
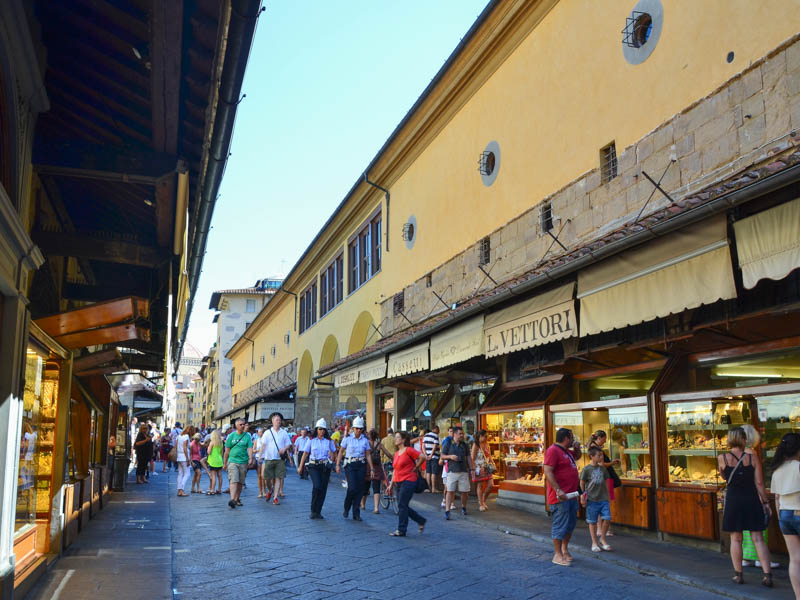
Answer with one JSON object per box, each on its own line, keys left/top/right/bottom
{"left": 131, "top": 416, "right": 800, "bottom": 597}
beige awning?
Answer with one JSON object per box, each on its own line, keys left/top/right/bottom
{"left": 334, "top": 367, "right": 360, "bottom": 388}
{"left": 578, "top": 215, "right": 736, "bottom": 336}
{"left": 387, "top": 342, "right": 430, "bottom": 378}
{"left": 430, "top": 316, "right": 484, "bottom": 370}
{"left": 733, "top": 197, "right": 800, "bottom": 289}
{"left": 358, "top": 357, "right": 387, "bottom": 383}
{"left": 484, "top": 283, "right": 576, "bottom": 358}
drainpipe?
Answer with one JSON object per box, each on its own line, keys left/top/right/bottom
{"left": 364, "top": 172, "right": 389, "bottom": 252}
{"left": 179, "top": 0, "right": 263, "bottom": 366}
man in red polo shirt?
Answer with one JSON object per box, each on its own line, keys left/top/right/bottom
{"left": 543, "top": 427, "right": 582, "bottom": 567}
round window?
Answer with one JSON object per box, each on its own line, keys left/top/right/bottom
{"left": 403, "top": 215, "right": 417, "bottom": 250}
{"left": 480, "top": 141, "right": 501, "bottom": 187}
{"left": 622, "top": 0, "right": 663, "bottom": 66}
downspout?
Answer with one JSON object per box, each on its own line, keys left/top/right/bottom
{"left": 364, "top": 172, "right": 389, "bottom": 252}
{"left": 179, "top": 0, "right": 263, "bottom": 366}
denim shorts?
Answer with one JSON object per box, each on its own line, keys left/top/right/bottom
{"left": 585, "top": 500, "right": 611, "bottom": 524}
{"left": 779, "top": 509, "right": 800, "bottom": 536}
{"left": 551, "top": 498, "right": 578, "bottom": 540}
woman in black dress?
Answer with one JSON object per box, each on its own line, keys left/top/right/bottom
{"left": 134, "top": 424, "right": 153, "bottom": 484}
{"left": 717, "top": 426, "right": 773, "bottom": 587}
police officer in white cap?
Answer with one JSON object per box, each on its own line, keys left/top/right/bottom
{"left": 297, "top": 418, "right": 336, "bottom": 519}
{"left": 335, "top": 415, "right": 374, "bottom": 521}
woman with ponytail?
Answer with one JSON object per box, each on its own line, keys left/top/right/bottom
{"left": 771, "top": 432, "right": 800, "bottom": 598}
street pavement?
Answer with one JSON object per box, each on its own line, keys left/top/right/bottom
{"left": 28, "top": 465, "right": 777, "bottom": 600}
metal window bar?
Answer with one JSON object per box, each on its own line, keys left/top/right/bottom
{"left": 393, "top": 292, "right": 404, "bottom": 316}
{"left": 477, "top": 151, "right": 495, "bottom": 176}
{"left": 479, "top": 236, "right": 491, "bottom": 265}
{"left": 601, "top": 143, "right": 618, "bottom": 183}
{"left": 540, "top": 202, "right": 553, "bottom": 233}
{"left": 621, "top": 11, "right": 651, "bottom": 48}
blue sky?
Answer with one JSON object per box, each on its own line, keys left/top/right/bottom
{"left": 188, "top": 1, "right": 490, "bottom": 352}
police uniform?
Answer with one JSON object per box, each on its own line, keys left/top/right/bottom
{"left": 340, "top": 432, "right": 371, "bottom": 519}
{"left": 305, "top": 436, "right": 336, "bottom": 517}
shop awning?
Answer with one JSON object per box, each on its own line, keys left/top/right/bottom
{"left": 578, "top": 215, "right": 736, "bottom": 336}
{"left": 334, "top": 367, "right": 359, "bottom": 388}
{"left": 358, "top": 357, "right": 387, "bottom": 383}
{"left": 733, "top": 197, "right": 800, "bottom": 289}
{"left": 430, "top": 316, "right": 484, "bottom": 370}
{"left": 387, "top": 342, "right": 430, "bottom": 378}
{"left": 34, "top": 296, "right": 150, "bottom": 349}
{"left": 484, "top": 283, "right": 576, "bottom": 358}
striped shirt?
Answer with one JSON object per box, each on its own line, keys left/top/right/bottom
{"left": 423, "top": 432, "right": 440, "bottom": 459}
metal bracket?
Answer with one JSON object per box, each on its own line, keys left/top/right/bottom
{"left": 395, "top": 310, "right": 413, "bottom": 326}
{"left": 636, "top": 162, "right": 676, "bottom": 223}
{"left": 431, "top": 289, "right": 452, "bottom": 311}
{"left": 536, "top": 219, "right": 570, "bottom": 268}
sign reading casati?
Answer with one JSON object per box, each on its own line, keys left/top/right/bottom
{"left": 484, "top": 299, "right": 576, "bottom": 358}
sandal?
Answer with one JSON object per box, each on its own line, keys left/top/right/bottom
{"left": 732, "top": 571, "right": 744, "bottom": 584}
{"left": 552, "top": 557, "right": 571, "bottom": 567}
{"left": 389, "top": 530, "right": 406, "bottom": 537}
{"left": 762, "top": 573, "right": 773, "bottom": 588}
{"left": 599, "top": 543, "right": 612, "bottom": 551}
{"left": 418, "top": 521, "right": 426, "bottom": 533}
{"left": 591, "top": 545, "right": 602, "bottom": 553}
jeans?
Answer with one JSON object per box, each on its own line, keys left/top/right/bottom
{"left": 308, "top": 465, "right": 331, "bottom": 515}
{"left": 397, "top": 480, "right": 425, "bottom": 534}
{"left": 551, "top": 498, "right": 579, "bottom": 540}
{"left": 177, "top": 461, "right": 191, "bottom": 492}
{"left": 344, "top": 462, "right": 366, "bottom": 516}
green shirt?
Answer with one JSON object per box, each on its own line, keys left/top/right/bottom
{"left": 225, "top": 432, "right": 253, "bottom": 464}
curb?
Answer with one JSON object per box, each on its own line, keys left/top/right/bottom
{"left": 408, "top": 498, "right": 764, "bottom": 600}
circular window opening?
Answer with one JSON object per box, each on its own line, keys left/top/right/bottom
{"left": 726, "top": 51, "right": 735, "bottom": 64}
{"left": 480, "top": 141, "right": 501, "bottom": 187}
{"left": 632, "top": 13, "right": 652, "bottom": 48}
{"left": 403, "top": 215, "right": 417, "bottom": 249}
{"left": 402, "top": 222, "right": 415, "bottom": 242}
{"left": 484, "top": 152, "right": 496, "bottom": 176}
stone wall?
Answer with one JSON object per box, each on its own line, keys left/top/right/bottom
{"left": 232, "top": 358, "right": 297, "bottom": 408}
{"left": 381, "top": 35, "right": 800, "bottom": 338}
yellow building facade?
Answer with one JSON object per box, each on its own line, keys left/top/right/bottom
{"left": 229, "top": 0, "right": 800, "bottom": 444}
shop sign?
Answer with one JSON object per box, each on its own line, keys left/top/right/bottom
{"left": 430, "top": 316, "right": 484, "bottom": 370}
{"left": 259, "top": 402, "right": 294, "bottom": 421}
{"left": 387, "top": 342, "right": 430, "bottom": 378}
{"left": 358, "top": 357, "right": 387, "bottom": 383}
{"left": 484, "top": 300, "right": 576, "bottom": 358}
{"left": 333, "top": 368, "right": 359, "bottom": 388}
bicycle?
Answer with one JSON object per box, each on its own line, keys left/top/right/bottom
{"left": 380, "top": 464, "right": 399, "bottom": 514}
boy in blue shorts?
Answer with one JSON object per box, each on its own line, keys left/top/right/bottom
{"left": 580, "top": 446, "right": 612, "bottom": 552}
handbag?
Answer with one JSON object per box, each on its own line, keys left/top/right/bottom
{"left": 167, "top": 446, "right": 177, "bottom": 462}
{"left": 717, "top": 452, "right": 746, "bottom": 512}
{"left": 414, "top": 469, "right": 429, "bottom": 494}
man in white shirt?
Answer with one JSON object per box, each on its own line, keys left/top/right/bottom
{"left": 260, "top": 413, "right": 292, "bottom": 505}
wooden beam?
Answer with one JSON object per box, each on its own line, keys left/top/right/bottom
{"left": 150, "top": 0, "right": 183, "bottom": 153}
{"left": 33, "top": 230, "right": 163, "bottom": 268}
{"left": 155, "top": 174, "right": 175, "bottom": 248}
{"left": 35, "top": 296, "right": 150, "bottom": 337}
{"left": 55, "top": 324, "right": 150, "bottom": 349}
{"left": 75, "top": 365, "right": 127, "bottom": 377}
{"left": 120, "top": 352, "right": 164, "bottom": 372}
{"left": 73, "top": 349, "right": 122, "bottom": 372}
{"left": 33, "top": 140, "right": 177, "bottom": 185}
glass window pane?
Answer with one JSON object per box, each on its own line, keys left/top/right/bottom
{"left": 665, "top": 401, "right": 721, "bottom": 487}
{"left": 756, "top": 393, "right": 800, "bottom": 485}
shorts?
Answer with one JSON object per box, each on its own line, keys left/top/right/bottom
{"left": 585, "top": 500, "right": 611, "bottom": 524}
{"left": 227, "top": 462, "right": 248, "bottom": 484}
{"left": 551, "top": 498, "right": 579, "bottom": 540}
{"left": 257, "top": 458, "right": 265, "bottom": 466}
{"left": 779, "top": 509, "right": 800, "bottom": 536}
{"left": 191, "top": 460, "right": 202, "bottom": 471}
{"left": 262, "top": 459, "right": 286, "bottom": 480}
{"left": 426, "top": 459, "right": 441, "bottom": 475}
{"left": 445, "top": 471, "right": 470, "bottom": 493}
{"left": 208, "top": 465, "right": 221, "bottom": 472}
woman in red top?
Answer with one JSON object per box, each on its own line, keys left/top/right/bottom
{"left": 386, "top": 431, "right": 427, "bottom": 537}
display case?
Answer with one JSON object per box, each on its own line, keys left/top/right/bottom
{"left": 484, "top": 408, "right": 545, "bottom": 490}
{"left": 756, "top": 393, "right": 800, "bottom": 484}
{"left": 610, "top": 406, "right": 651, "bottom": 483}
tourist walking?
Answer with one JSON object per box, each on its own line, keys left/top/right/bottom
{"left": 423, "top": 426, "right": 441, "bottom": 493}
{"left": 159, "top": 432, "right": 172, "bottom": 472}
{"left": 718, "top": 426, "right": 772, "bottom": 586}
{"left": 543, "top": 427, "right": 582, "bottom": 567}
{"left": 580, "top": 446, "right": 612, "bottom": 552}
{"left": 336, "top": 416, "right": 374, "bottom": 521}
{"left": 361, "top": 429, "right": 387, "bottom": 514}
{"left": 134, "top": 423, "right": 153, "bottom": 484}
{"left": 441, "top": 426, "right": 473, "bottom": 520}
{"left": 205, "top": 429, "right": 223, "bottom": 494}
{"left": 771, "top": 432, "right": 800, "bottom": 598}
{"left": 175, "top": 425, "right": 192, "bottom": 497}
{"left": 253, "top": 426, "right": 266, "bottom": 498}
{"left": 439, "top": 426, "right": 454, "bottom": 508}
{"left": 471, "top": 429, "right": 495, "bottom": 511}
{"left": 381, "top": 428, "right": 396, "bottom": 464}
{"left": 297, "top": 418, "right": 337, "bottom": 519}
{"left": 588, "top": 430, "right": 621, "bottom": 538}
{"left": 223, "top": 419, "right": 253, "bottom": 509}
{"left": 190, "top": 433, "right": 204, "bottom": 493}
{"left": 386, "top": 431, "right": 426, "bottom": 537}
{"left": 295, "top": 427, "right": 310, "bottom": 479}
{"left": 260, "top": 412, "right": 292, "bottom": 505}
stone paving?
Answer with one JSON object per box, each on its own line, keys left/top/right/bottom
{"left": 28, "top": 465, "right": 788, "bottom": 600}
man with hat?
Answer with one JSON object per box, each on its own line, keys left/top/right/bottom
{"left": 335, "top": 416, "right": 374, "bottom": 521}
{"left": 297, "top": 418, "right": 337, "bottom": 519}
{"left": 259, "top": 412, "right": 292, "bottom": 505}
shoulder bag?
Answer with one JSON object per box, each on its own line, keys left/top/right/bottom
{"left": 717, "top": 452, "right": 746, "bottom": 512}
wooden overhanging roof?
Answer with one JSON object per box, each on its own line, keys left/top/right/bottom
{"left": 29, "top": 0, "right": 240, "bottom": 369}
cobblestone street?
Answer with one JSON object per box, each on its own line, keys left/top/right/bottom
{"left": 33, "top": 466, "right": 737, "bottom": 600}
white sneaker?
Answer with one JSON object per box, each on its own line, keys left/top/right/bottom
{"left": 742, "top": 560, "right": 753, "bottom": 567}
{"left": 441, "top": 500, "right": 446, "bottom": 508}
{"left": 754, "top": 561, "right": 780, "bottom": 568}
